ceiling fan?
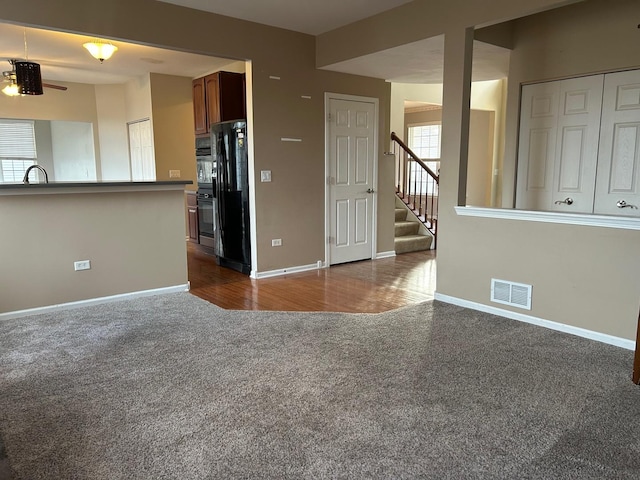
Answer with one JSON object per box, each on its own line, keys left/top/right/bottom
{"left": 2, "top": 58, "right": 68, "bottom": 96}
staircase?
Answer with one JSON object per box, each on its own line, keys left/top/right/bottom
{"left": 390, "top": 131, "right": 439, "bottom": 249}
{"left": 394, "top": 196, "right": 433, "bottom": 254}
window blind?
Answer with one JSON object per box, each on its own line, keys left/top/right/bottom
{"left": 0, "top": 119, "right": 37, "bottom": 159}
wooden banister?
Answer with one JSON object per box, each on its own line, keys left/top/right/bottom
{"left": 391, "top": 131, "right": 439, "bottom": 182}
{"left": 391, "top": 131, "right": 439, "bottom": 247}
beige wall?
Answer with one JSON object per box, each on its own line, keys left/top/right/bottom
{"left": 437, "top": 0, "right": 640, "bottom": 341}
{"left": 0, "top": 189, "right": 187, "bottom": 314}
{"left": 7, "top": 0, "right": 636, "bottom": 343}
{"left": 0, "top": 80, "right": 96, "bottom": 122}
{"left": 149, "top": 73, "right": 196, "bottom": 189}
{"left": 124, "top": 74, "right": 153, "bottom": 123}
{"left": 316, "top": 0, "right": 581, "bottom": 67}
{"left": 95, "top": 84, "right": 130, "bottom": 181}
{"left": 394, "top": 80, "right": 504, "bottom": 208}
{"left": 0, "top": 0, "right": 391, "bottom": 280}
{"left": 405, "top": 108, "right": 494, "bottom": 207}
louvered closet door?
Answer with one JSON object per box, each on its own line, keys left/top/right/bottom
{"left": 594, "top": 70, "right": 640, "bottom": 217}
{"left": 516, "top": 75, "right": 603, "bottom": 213}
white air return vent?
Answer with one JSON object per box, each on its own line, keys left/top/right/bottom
{"left": 491, "top": 279, "right": 532, "bottom": 310}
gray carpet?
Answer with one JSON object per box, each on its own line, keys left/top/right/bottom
{"left": 0, "top": 293, "right": 638, "bottom": 479}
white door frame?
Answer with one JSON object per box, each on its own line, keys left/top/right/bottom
{"left": 324, "top": 92, "right": 379, "bottom": 266}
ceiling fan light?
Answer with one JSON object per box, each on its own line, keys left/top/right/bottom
{"left": 15, "top": 61, "right": 43, "bottom": 95}
{"left": 83, "top": 41, "right": 118, "bottom": 63}
{"left": 2, "top": 79, "right": 20, "bottom": 96}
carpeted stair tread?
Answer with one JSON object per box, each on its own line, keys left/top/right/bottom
{"left": 394, "top": 234, "right": 432, "bottom": 254}
{"left": 395, "top": 221, "right": 420, "bottom": 237}
{"left": 395, "top": 208, "right": 407, "bottom": 221}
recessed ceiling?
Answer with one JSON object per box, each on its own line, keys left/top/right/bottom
{"left": 156, "top": 0, "right": 415, "bottom": 35}
{"left": 0, "top": 23, "right": 239, "bottom": 85}
{"left": 321, "top": 36, "right": 510, "bottom": 84}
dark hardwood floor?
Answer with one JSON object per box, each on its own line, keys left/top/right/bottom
{"left": 187, "top": 242, "right": 436, "bottom": 313}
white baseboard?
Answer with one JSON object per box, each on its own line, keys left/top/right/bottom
{"left": 434, "top": 292, "right": 635, "bottom": 351}
{"left": 252, "top": 252, "right": 399, "bottom": 279}
{"left": 0, "top": 284, "right": 190, "bottom": 322}
{"left": 252, "top": 262, "right": 324, "bottom": 279}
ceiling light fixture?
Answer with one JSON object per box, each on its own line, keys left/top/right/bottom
{"left": 83, "top": 40, "right": 118, "bottom": 63}
{"left": 2, "top": 77, "right": 19, "bottom": 96}
{"left": 15, "top": 61, "right": 43, "bottom": 95}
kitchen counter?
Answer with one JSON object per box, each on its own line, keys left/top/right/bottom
{"left": 0, "top": 180, "right": 192, "bottom": 196}
{"left": 1, "top": 180, "right": 191, "bottom": 316}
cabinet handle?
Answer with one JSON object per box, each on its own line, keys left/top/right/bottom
{"left": 188, "top": 209, "right": 197, "bottom": 213}
{"left": 616, "top": 200, "right": 638, "bottom": 209}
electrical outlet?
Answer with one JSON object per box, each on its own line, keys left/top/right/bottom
{"left": 74, "top": 260, "right": 91, "bottom": 271}
{"left": 261, "top": 170, "right": 272, "bottom": 182}
{"left": 169, "top": 170, "right": 181, "bottom": 178}
{"left": 271, "top": 238, "right": 282, "bottom": 247}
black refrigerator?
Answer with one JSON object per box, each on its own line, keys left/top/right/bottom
{"left": 211, "top": 120, "right": 251, "bottom": 275}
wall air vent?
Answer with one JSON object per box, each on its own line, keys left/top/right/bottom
{"left": 490, "top": 278, "right": 532, "bottom": 310}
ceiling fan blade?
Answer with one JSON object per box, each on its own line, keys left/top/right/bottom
{"left": 42, "top": 82, "right": 67, "bottom": 91}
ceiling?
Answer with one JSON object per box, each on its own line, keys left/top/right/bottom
{"left": 0, "top": 1, "right": 510, "bottom": 89}
{"left": 155, "top": 0, "right": 415, "bottom": 36}
{"left": 0, "top": 23, "right": 237, "bottom": 86}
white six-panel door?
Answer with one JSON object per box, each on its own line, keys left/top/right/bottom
{"left": 516, "top": 75, "right": 603, "bottom": 213}
{"left": 328, "top": 97, "right": 376, "bottom": 265}
{"left": 595, "top": 69, "right": 640, "bottom": 216}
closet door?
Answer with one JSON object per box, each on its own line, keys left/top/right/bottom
{"left": 594, "top": 69, "right": 640, "bottom": 217}
{"left": 516, "top": 75, "right": 603, "bottom": 213}
{"left": 516, "top": 81, "right": 559, "bottom": 211}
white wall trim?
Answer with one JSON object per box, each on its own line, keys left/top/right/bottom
{"left": 375, "top": 250, "right": 396, "bottom": 259}
{"left": 252, "top": 262, "right": 325, "bottom": 279}
{"left": 434, "top": 292, "right": 635, "bottom": 351}
{"left": 0, "top": 284, "right": 190, "bottom": 322}
{"left": 455, "top": 206, "right": 640, "bottom": 231}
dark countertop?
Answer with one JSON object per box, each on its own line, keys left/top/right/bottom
{"left": 0, "top": 180, "right": 192, "bottom": 189}
{"left": 0, "top": 180, "right": 193, "bottom": 196}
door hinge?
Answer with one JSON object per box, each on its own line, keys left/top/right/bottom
{"left": 328, "top": 236, "right": 334, "bottom": 244}
{"left": 327, "top": 176, "right": 335, "bottom": 185}
{"left": 327, "top": 113, "right": 332, "bottom": 122}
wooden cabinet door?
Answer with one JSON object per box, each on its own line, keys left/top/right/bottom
{"left": 205, "top": 74, "right": 221, "bottom": 126}
{"left": 188, "top": 206, "right": 199, "bottom": 242}
{"left": 218, "top": 72, "right": 246, "bottom": 121}
{"left": 187, "top": 192, "right": 199, "bottom": 243}
{"left": 193, "top": 77, "right": 207, "bottom": 136}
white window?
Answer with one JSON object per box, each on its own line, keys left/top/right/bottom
{"left": 407, "top": 123, "right": 440, "bottom": 195}
{"left": 0, "top": 119, "right": 37, "bottom": 183}
{"left": 408, "top": 123, "right": 441, "bottom": 160}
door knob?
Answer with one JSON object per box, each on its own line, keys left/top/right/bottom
{"left": 554, "top": 197, "right": 573, "bottom": 205}
{"left": 367, "top": 188, "right": 375, "bottom": 194}
{"left": 616, "top": 200, "right": 638, "bottom": 209}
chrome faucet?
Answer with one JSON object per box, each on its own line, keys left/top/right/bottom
{"left": 23, "top": 165, "right": 49, "bottom": 184}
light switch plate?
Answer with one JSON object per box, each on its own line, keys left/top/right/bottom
{"left": 261, "top": 170, "right": 272, "bottom": 182}
{"left": 169, "top": 170, "right": 181, "bottom": 178}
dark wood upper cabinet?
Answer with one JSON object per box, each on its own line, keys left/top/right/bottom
{"left": 192, "top": 77, "right": 207, "bottom": 136}
{"left": 193, "top": 71, "right": 246, "bottom": 136}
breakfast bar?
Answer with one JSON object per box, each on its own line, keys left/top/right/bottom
{"left": 0, "top": 181, "right": 192, "bottom": 317}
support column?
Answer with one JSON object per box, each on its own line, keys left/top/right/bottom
{"left": 435, "top": 27, "right": 474, "bottom": 292}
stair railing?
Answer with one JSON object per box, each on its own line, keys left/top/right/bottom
{"left": 390, "top": 131, "right": 439, "bottom": 245}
